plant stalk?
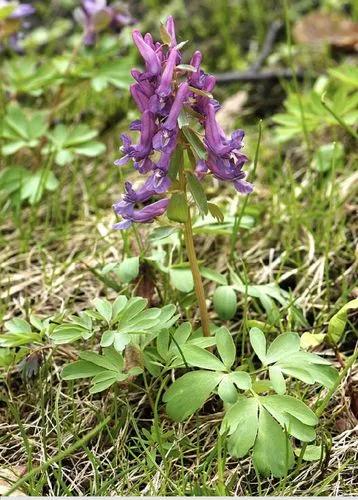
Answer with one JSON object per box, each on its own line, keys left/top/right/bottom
{"left": 183, "top": 210, "right": 211, "bottom": 337}
{"left": 178, "top": 145, "right": 211, "bottom": 337}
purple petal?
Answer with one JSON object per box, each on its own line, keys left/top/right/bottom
{"left": 130, "top": 84, "right": 149, "bottom": 112}
{"left": 165, "top": 15, "right": 177, "bottom": 47}
{"left": 113, "top": 220, "right": 133, "bottom": 230}
{"left": 132, "top": 30, "right": 161, "bottom": 76}
{"left": 195, "top": 160, "right": 208, "bottom": 180}
{"left": 132, "top": 198, "right": 169, "bottom": 222}
{"left": 82, "top": 0, "right": 106, "bottom": 15}
{"left": 234, "top": 179, "right": 254, "bottom": 194}
{"left": 144, "top": 32, "right": 155, "bottom": 49}
{"left": 163, "top": 82, "right": 189, "bottom": 131}
{"left": 10, "top": 3, "right": 35, "bottom": 18}
{"left": 136, "top": 110, "right": 156, "bottom": 158}
{"left": 156, "top": 48, "right": 178, "bottom": 98}
{"left": 129, "top": 119, "right": 141, "bottom": 131}
{"left": 114, "top": 155, "right": 130, "bottom": 166}
{"left": 134, "top": 157, "right": 154, "bottom": 174}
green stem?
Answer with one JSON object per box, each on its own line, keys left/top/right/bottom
{"left": 178, "top": 154, "right": 211, "bottom": 337}
{"left": 183, "top": 209, "right": 211, "bottom": 337}
{"left": 321, "top": 93, "right": 358, "bottom": 140}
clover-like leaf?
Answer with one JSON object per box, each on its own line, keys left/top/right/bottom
{"left": 4, "top": 318, "right": 32, "bottom": 334}
{"left": 269, "top": 365, "right": 286, "bottom": 395}
{"left": 249, "top": 329, "right": 338, "bottom": 393}
{"left": 51, "top": 311, "right": 93, "bottom": 344}
{"left": 1, "top": 105, "right": 47, "bottom": 155}
{"left": 217, "top": 375, "right": 237, "bottom": 403}
{"left": 62, "top": 348, "right": 129, "bottom": 393}
{"left": 223, "top": 393, "right": 318, "bottom": 477}
{"left": 62, "top": 360, "right": 105, "bottom": 380}
{"left": 262, "top": 395, "right": 318, "bottom": 426}
{"left": 45, "top": 124, "right": 106, "bottom": 166}
{"left": 51, "top": 324, "right": 90, "bottom": 344}
{"left": 93, "top": 298, "right": 112, "bottom": 323}
{"left": 111, "top": 296, "right": 127, "bottom": 320}
{"left": 249, "top": 327, "right": 267, "bottom": 363}
{"left": 180, "top": 345, "right": 227, "bottom": 371}
{"left": 230, "top": 371, "right": 252, "bottom": 390}
{"left": 0, "top": 318, "right": 43, "bottom": 347}
{"left": 172, "top": 322, "right": 192, "bottom": 346}
{"left": 252, "top": 407, "right": 294, "bottom": 477}
{"left": 265, "top": 332, "right": 300, "bottom": 364}
{"left": 215, "top": 326, "right": 236, "bottom": 369}
{"left": 163, "top": 370, "right": 222, "bottom": 421}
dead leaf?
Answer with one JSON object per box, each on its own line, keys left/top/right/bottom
{"left": 124, "top": 345, "right": 142, "bottom": 383}
{"left": 0, "top": 466, "right": 26, "bottom": 496}
{"left": 348, "top": 381, "right": 358, "bottom": 420}
{"left": 134, "top": 262, "right": 158, "bottom": 306}
{"left": 216, "top": 91, "right": 248, "bottom": 134}
{"left": 294, "top": 10, "right": 358, "bottom": 52}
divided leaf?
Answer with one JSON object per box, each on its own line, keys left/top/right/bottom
{"left": 269, "top": 365, "right": 286, "bottom": 395}
{"left": 163, "top": 370, "right": 222, "bottom": 421}
{"left": 265, "top": 333, "right": 300, "bottom": 364}
{"left": 262, "top": 395, "right": 318, "bottom": 426}
{"left": 180, "top": 345, "right": 227, "bottom": 371}
{"left": 62, "top": 348, "right": 130, "bottom": 393}
{"left": 249, "top": 329, "right": 338, "bottom": 393}
{"left": 93, "top": 298, "right": 112, "bottom": 323}
{"left": 249, "top": 327, "right": 266, "bottom": 363}
{"left": 252, "top": 407, "right": 294, "bottom": 478}
{"left": 215, "top": 326, "right": 236, "bottom": 369}
{"left": 217, "top": 375, "right": 237, "bottom": 403}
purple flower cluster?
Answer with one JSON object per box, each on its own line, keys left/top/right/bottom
{"left": 113, "top": 17, "right": 252, "bottom": 230}
{"left": 1, "top": 1, "right": 34, "bottom": 19}
{"left": 0, "top": 0, "right": 35, "bottom": 48}
{"left": 74, "top": 0, "right": 135, "bottom": 45}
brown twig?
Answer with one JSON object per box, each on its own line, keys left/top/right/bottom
{"left": 214, "top": 20, "right": 311, "bottom": 83}
{"left": 250, "top": 20, "right": 283, "bottom": 72}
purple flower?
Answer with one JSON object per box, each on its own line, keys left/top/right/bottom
{"left": 206, "top": 153, "right": 253, "bottom": 194}
{"left": 156, "top": 48, "right": 178, "bottom": 98}
{"left": 163, "top": 82, "right": 189, "bottom": 130}
{"left": 74, "top": 0, "right": 135, "bottom": 45}
{"left": 9, "top": 3, "right": 35, "bottom": 19}
{"left": 152, "top": 82, "right": 188, "bottom": 152}
{"left": 130, "top": 83, "right": 150, "bottom": 113}
{"left": 204, "top": 103, "right": 244, "bottom": 156}
{"left": 165, "top": 15, "right": 177, "bottom": 47}
{"left": 113, "top": 16, "right": 252, "bottom": 230}
{"left": 113, "top": 198, "right": 170, "bottom": 229}
{"left": 203, "top": 104, "right": 252, "bottom": 193}
{"left": 132, "top": 29, "right": 161, "bottom": 77}
{"left": 195, "top": 160, "right": 208, "bottom": 180}
{"left": 115, "top": 110, "right": 156, "bottom": 173}
{"left": 123, "top": 172, "right": 171, "bottom": 203}
{"left": 0, "top": 1, "right": 35, "bottom": 50}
